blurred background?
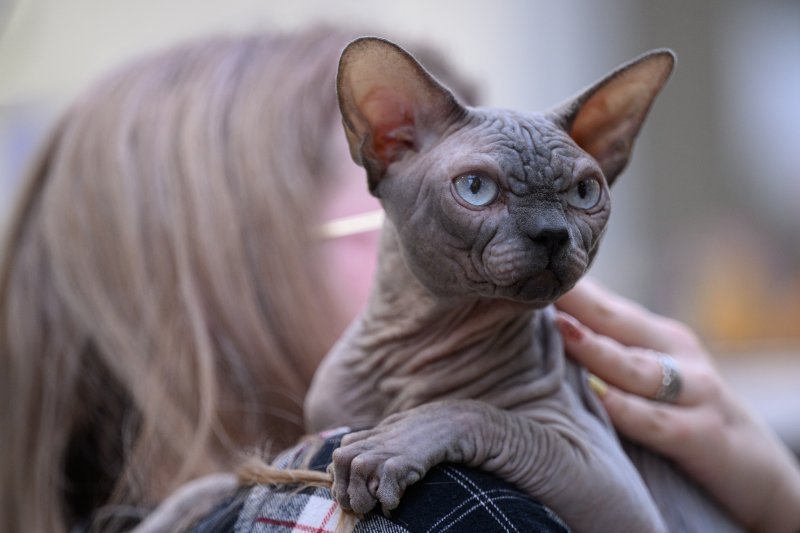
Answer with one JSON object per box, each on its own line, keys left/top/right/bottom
{"left": 1, "top": 0, "right": 798, "bottom": 449}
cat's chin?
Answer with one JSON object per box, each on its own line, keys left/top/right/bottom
{"left": 498, "top": 271, "right": 571, "bottom": 307}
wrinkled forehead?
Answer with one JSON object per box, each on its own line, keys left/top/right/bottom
{"left": 446, "top": 108, "right": 586, "bottom": 194}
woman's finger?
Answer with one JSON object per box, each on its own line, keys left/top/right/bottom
{"left": 557, "top": 313, "right": 663, "bottom": 399}
{"left": 592, "top": 382, "right": 705, "bottom": 462}
{"left": 556, "top": 279, "right": 701, "bottom": 356}
{"left": 557, "top": 313, "right": 704, "bottom": 406}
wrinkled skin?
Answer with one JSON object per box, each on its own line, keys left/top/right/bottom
{"left": 381, "top": 110, "right": 608, "bottom": 305}
{"left": 306, "top": 38, "right": 738, "bottom": 532}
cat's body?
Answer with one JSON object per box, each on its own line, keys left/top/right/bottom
{"left": 306, "top": 38, "right": 740, "bottom": 532}
{"left": 309, "top": 228, "right": 661, "bottom": 531}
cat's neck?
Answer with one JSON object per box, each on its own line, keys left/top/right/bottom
{"left": 356, "top": 221, "right": 563, "bottom": 410}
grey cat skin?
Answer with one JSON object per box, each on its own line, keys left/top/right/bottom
{"left": 306, "top": 37, "right": 740, "bottom": 532}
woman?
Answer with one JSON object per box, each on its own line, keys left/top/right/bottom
{"left": 1, "top": 29, "right": 359, "bottom": 531}
{"left": 0, "top": 27, "right": 494, "bottom": 532}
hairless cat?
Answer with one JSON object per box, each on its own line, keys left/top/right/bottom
{"left": 306, "top": 38, "right": 741, "bottom": 532}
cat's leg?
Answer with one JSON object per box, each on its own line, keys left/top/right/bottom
{"left": 331, "top": 398, "right": 667, "bottom": 532}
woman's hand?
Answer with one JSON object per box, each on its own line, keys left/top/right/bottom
{"left": 555, "top": 279, "right": 800, "bottom": 533}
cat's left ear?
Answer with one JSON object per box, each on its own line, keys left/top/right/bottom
{"left": 553, "top": 49, "right": 675, "bottom": 185}
{"left": 337, "top": 37, "right": 468, "bottom": 194}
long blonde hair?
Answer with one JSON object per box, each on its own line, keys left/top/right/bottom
{"left": 0, "top": 29, "right": 348, "bottom": 531}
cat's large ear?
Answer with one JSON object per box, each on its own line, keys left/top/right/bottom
{"left": 553, "top": 50, "right": 675, "bottom": 185}
{"left": 337, "top": 37, "right": 467, "bottom": 193}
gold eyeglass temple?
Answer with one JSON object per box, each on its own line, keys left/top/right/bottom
{"left": 314, "top": 209, "right": 385, "bottom": 239}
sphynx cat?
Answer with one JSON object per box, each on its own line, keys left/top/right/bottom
{"left": 306, "top": 38, "right": 740, "bottom": 532}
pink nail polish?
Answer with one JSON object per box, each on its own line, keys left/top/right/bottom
{"left": 557, "top": 315, "right": 583, "bottom": 341}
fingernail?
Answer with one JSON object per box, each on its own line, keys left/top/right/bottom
{"left": 588, "top": 374, "right": 608, "bottom": 397}
{"left": 556, "top": 313, "right": 584, "bottom": 342}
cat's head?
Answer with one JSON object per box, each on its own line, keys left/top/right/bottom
{"left": 337, "top": 37, "right": 673, "bottom": 307}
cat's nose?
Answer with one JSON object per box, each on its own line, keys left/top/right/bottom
{"left": 531, "top": 226, "right": 569, "bottom": 256}
{"left": 515, "top": 208, "right": 570, "bottom": 256}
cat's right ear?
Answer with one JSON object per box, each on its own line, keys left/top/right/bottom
{"left": 337, "top": 37, "right": 467, "bottom": 194}
{"left": 552, "top": 49, "right": 675, "bottom": 186}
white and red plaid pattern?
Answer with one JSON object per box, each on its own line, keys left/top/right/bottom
{"left": 235, "top": 486, "right": 407, "bottom": 533}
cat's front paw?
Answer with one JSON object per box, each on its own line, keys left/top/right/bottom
{"left": 329, "top": 426, "right": 426, "bottom": 515}
{"left": 327, "top": 403, "right": 477, "bottom": 515}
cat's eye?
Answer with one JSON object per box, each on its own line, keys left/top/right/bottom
{"left": 566, "top": 178, "right": 602, "bottom": 210}
{"left": 453, "top": 173, "right": 499, "bottom": 207}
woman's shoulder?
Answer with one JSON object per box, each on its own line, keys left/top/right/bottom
{"left": 161, "top": 429, "right": 570, "bottom": 532}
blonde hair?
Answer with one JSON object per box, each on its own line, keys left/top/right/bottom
{"left": 0, "top": 29, "right": 348, "bottom": 531}
{"left": 0, "top": 27, "right": 478, "bottom": 532}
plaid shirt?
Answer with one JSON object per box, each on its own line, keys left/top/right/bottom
{"left": 193, "top": 429, "right": 569, "bottom": 533}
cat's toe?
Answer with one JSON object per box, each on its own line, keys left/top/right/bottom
{"left": 345, "top": 456, "right": 380, "bottom": 514}
{"left": 330, "top": 451, "right": 354, "bottom": 510}
{"left": 376, "top": 457, "right": 422, "bottom": 514}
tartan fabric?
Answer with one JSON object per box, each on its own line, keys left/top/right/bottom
{"left": 193, "top": 429, "right": 570, "bottom": 532}
{"left": 235, "top": 486, "right": 406, "bottom": 533}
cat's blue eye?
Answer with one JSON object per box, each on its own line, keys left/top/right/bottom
{"left": 453, "top": 174, "right": 499, "bottom": 207}
{"left": 566, "top": 178, "right": 602, "bottom": 210}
